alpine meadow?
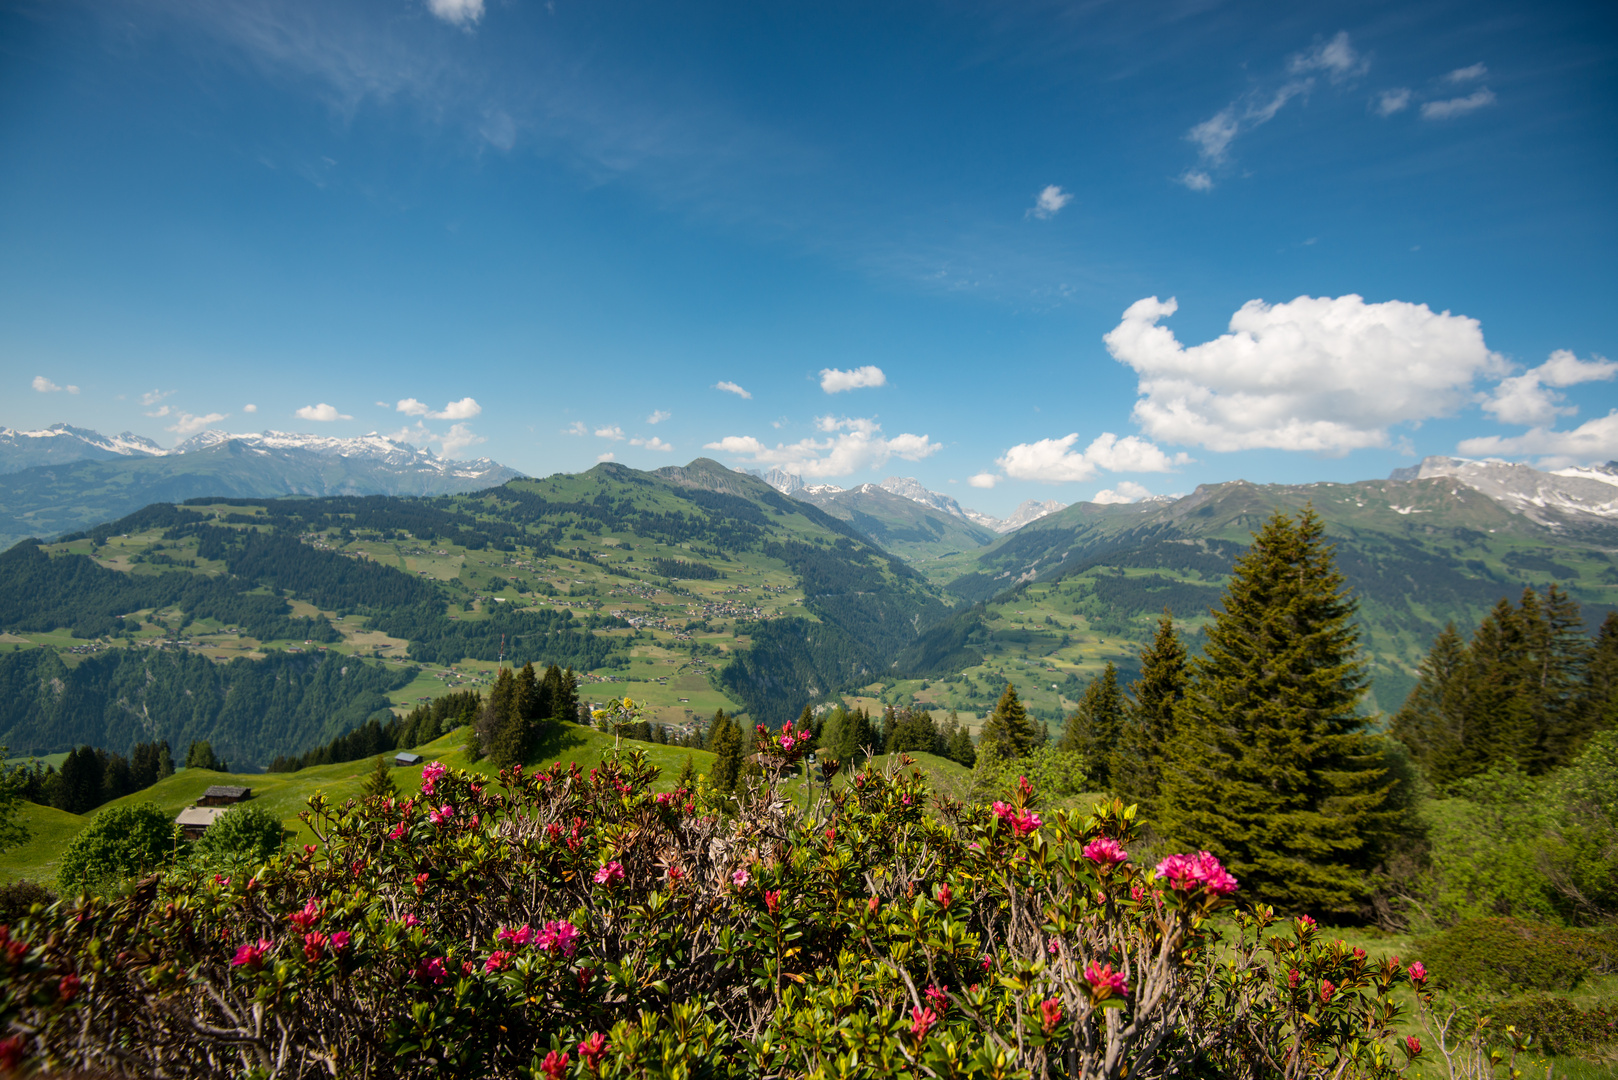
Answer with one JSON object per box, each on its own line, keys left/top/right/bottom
{"left": 3, "top": 0, "right": 1617, "bottom": 1076}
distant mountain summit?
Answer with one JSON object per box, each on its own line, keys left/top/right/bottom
{"left": 1388, "top": 455, "right": 1618, "bottom": 531}
{"left": 754, "top": 469, "right": 1068, "bottom": 536}
{"left": 0, "top": 425, "right": 524, "bottom": 548}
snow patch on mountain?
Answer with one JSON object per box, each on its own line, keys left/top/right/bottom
{"left": 1390, "top": 456, "right": 1618, "bottom": 526}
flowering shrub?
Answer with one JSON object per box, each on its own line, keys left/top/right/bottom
{"left": 1, "top": 732, "right": 1454, "bottom": 1078}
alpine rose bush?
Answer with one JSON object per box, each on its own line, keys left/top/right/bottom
{"left": 0, "top": 734, "right": 1446, "bottom": 1079}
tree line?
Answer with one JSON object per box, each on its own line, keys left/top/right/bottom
{"left": 267, "top": 689, "right": 483, "bottom": 773}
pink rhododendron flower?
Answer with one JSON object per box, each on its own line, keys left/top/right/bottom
{"left": 732, "top": 869, "right": 750, "bottom": 887}
{"left": 1048, "top": 939, "right": 1060, "bottom": 955}
{"left": 538, "top": 920, "right": 580, "bottom": 957}
{"left": 1297, "top": 914, "right": 1318, "bottom": 932}
{"left": 593, "top": 861, "right": 625, "bottom": 886}
{"left": 1040, "top": 997, "right": 1063, "bottom": 1034}
{"left": 1319, "top": 980, "right": 1335, "bottom": 1005}
{"left": 58, "top": 973, "right": 81, "bottom": 1002}
{"left": 288, "top": 899, "right": 321, "bottom": 931}
{"left": 1154, "top": 851, "right": 1238, "bottom": 895}
{"left": 1083, "top": 837, "right": 1130, "bottom": 867}
{"left": 497, "top": 924, "right": 535, "bottom": 946}
{"left": 909, "top": 1006, "right": 938, "bottom": 1041}
{"left": 1288, "top": 969, "right": 1300, "bottom": 989}
{"left": 231, "top": 939, "right": 273, "bottom": 969}
{"left": 540, "top": 1050, "right": 570, "bottom": 1080}
{"left": 925, "top": 985, "right": 948, "bottom": 1013}
{"left": 654, "top": 792, "right": 672, "bottom": 805}
{"left": 400, "top": 913, "right": 421, "bottom": 928}
{"left": 330, "top": 931, "right": 350, "bottom": 953}
{"left": 1404, "top": 1036, "right": 1422, "bottom": 1058}
{"left": 578, "top": 1032, "right": 610, "bottom": 1072}
{"left": 302, "top": 932, "right": 328, "bottom": 962}
{"left": 414, "top": 957, "right": 449, "bottom": 985}
{"left": 428, "top": 804, "right": 455, "bottom": 826}
{"left": 388, "top": 821, "right": 407, "bottom": 841}
{"left": 414, "top": 872, "right": 429, "bottom": 892}
{"left": 779, "top": 733, "right": 795, "bottom": 750}
{"left": 421, "top": 761, "right": 447, "bottom": 796}
{"left": 1084, "top": 962, "right": 1129, "bottom": 1001}
{"left": 485, "top": 950, "right": 513, "bottom": 973}
{"left": 212, "top": 874, "right": 230, "bottom": 886}
{"left": 1408, "top": 962, "right": 1426, "bottom": 984}
{"left": 936, "top": 883, "right": 952, "bottom": 909}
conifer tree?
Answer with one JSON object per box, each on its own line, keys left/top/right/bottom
{"left": 362, "top": 755, "right": 397, "bottom": 800}
{"left": 557, "top": 668, "right": 580, "bottom": 723}
{"left": 1157, "top": 507, "right": 1393, "bottom": 916}
{"left": 979, "top": 684, "right": 1038, "bottom": 762}
{"left": 1111, "top": 612, "right": 1188, "bottom": 814}
{"left": 1059, "top": 663, "right": 1124, "bottom": 788}
{"left": 707, "top": 711, "right": 743, "bottom": 794}
{"left": 675, "top": 753, "right": 697, "bottom": 792}
{"left": 490, "top": 692, "right": 531, "bottom": 770}
{"left": 1391, "top": 623, "right": 1473, "bottom": 783}
{"left": 1582, "top": 611, "right": 1618, "bottom": 734}
{"left": 515, "top": 663, "right": 542, "bottom": 721}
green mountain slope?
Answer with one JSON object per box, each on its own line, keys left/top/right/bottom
{"left": 788, "top": 484, "right": 998, "bottom": 565}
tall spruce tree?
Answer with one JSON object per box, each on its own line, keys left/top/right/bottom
{"left": 1059, "top": 663, "right": 1125, "bottom": 788}
{"left": 1157, "top": 507, "right": 1393, "bottom": 916}
{"left": 1111, "top": 612, "right": 1188, "bottom": 814}
{"left": 362, "top": 755, "right": 398, "bottom": 800}
{"left": 1390, "top": 623, "right": 1473, "bottom": 783}
{"left": 979, "top": 684, "right": 1039, "bottom": 762}
{"left": 707, "top": 710, "right": 743, "bottom": 794}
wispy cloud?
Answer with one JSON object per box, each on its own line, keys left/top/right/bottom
{"left": 1027, "top": 185, "right": 1072, "bottom": 220}
{"left": 1421, "top": 88, "right": 1496, "bottom": 120}
{"left": 32, "top": 375, "right": 79, "bottom": 394}
{"left": 1445, "top": 63, "right": 1488, "bottom": 83}
{"left": 595, "top": 425, "right": 625, "bottom": 441}
{"left": 139, "top": 389, "right": 174, "bottom": 407}
{"left": 425, "top": 0, "right": 483, "bottom": 29}
{"left": 715, "top": 381, "right": 752, "bottom": 399}
{"left": 819, "top": 366, "right": 886, "bottom": 394}
{"left": 167, "top": 411, "right": 228, "bottom": 436}
{"left": 563, "top": 420, "right": 587, "bottom": 436}
{"left": 629, "top": 435, "right": 674, "bottom": 453}
{"left": 397, "top": 396, "right": 482, "bottom": 420}
{"left": 646, "top": 409, "right": 671, "bottom": 424}
{"left": 1374, "top": 88, "right": 1412, "bottom": 116}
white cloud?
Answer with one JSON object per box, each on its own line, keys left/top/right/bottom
{"left": 819, "top": 366, "right": 887, "bottom": 394}
{"left": 167, "top": 412, "right": 227, "bottom": 436}
{"left": 397, "top": 396, "right": 481, "bottom": 420}
{"left": 646, "top": 409, "right": 671, "bottom": 424}
{"left": 1375, "top": 89, "right": 1412, "bottom": 116}
{"left": 1091, "top": 481, "right": 1154, "bottom": 505}
{"left": 1421, "top": 88, "right": 1496, "bottom": 120}
{"left": 244, "top": 403, "right": 258, "bottom": 413}
{"left": 704, "top": 415, "right": 940, "bottom": 478}
{"left": 296, "top": 403, "right": 353, "bottom": 422}
{"left": 1458, "top": 412, "right": 1618, "bottom": 467}
{"left": 426, "top": 0, "right": 483, "bottom": 27}
{"left": 563, "top": 421, "right": 588, "bottom": 436}
{"left": 715, "top": 380, "right": 753, "bottom": 399}
{"left": 1177, "top": 169, "right": 1214, "bottom": 192}
{"left": 139, "top": 389, "right": 174, "bottom": 407}
{"left": 995, "top": 432, "right": 1191, "bottom": 483}
{"left": 1104, "top": 294, "right": 1506, "bottom": 454}
{"left": 439, "top": 423, "right": 484, "bottom": 457}
{"left": 1445, "top": 63, "right": 1488, "bottom": 83}
{"left": 968, "top": 473, "right": 999, "bottom": 489}
{"left": 146, "top": 405, "right": 172, "bottom": 418}
{"left": 597, "top": 451, "right": 616, "bottom": 463}
{"left": 1028, "top": 185, "right": 1072, "bottom": 220}
{"left": 629, "top": 436, "right": 674, "bottom": 453}
{"left": 1288, "top": 31, "right": 1368, "bottom": 83}
{"left": 32, "top": 376, "right": 78, "bottom": 394}
{"left": 595, "top": 425, "right": 625, "bottom": 440}
{"left": 1481, "top": 350, "right": 1618, "bottom": 427}
{"left": 1188, "top": 107, "right": 1240, "bottom": 164}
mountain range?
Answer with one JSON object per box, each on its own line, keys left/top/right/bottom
{"left": 754, "top": 467, "right": 1066, "bottom": 538}
{"left": 0, "top": 425, "right": 524, "bottom": 549}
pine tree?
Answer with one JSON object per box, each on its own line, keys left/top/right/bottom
{"left": 490, "top": 691, "right": 531, "bottom": 770}
{"left": 1111, "top": 612, "right": 1188, "bottom": 814}
{"left": 675, "top": 753, "right": 697, "bottom": 791}
{"left": 515, "top": 663, "right": 541, "bottom": 721}
{"left": 1582, "top": 611, "right": 1618, "bottom": 734}
{"left": 557, "top": 668, "right": 580, "bottom": 723}
{"left": 1157, "top": 507, "right": 1393, "bottom": 916}
{"left": 979, "top": 684, "right": 1038, "bottom": 762}
{"left": 1059, "top": 663, "right": 1125, "bottom": 788}
{"left": 362, "top": 755, "right": 398, "bottom": 800}
{"left": 1391, "top": 623, "right": 1473, "bottom": 783}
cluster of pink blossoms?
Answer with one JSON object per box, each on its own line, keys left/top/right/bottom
{"left": 1082, "top": 837, "right": 1130, "bottom": 867}
{"left": 427, "top": 803, "right": 455, "bottom": 826}
{"left": 593, "top": 861, "right": 625, "bottom": 887}
{"left": 420, "top": 761, "right": 447, "bottom": 796}
{"left": 230, "top": 939, "right": 274, "bottom": 970}
{"left": 496, "top": 919, "right": 580, "bottom": 958}
{"left": 1084, "top": 961, "right": 1129, "bottom": 1001}
{"left": 1153, "top": 850, "right": 1238, "bottom": 895}
{"left": 991, "top": 801, "right": 1042, "bottom": 835}
{"left": 909, "top": 1006, "right": 939, "bottom": 1041}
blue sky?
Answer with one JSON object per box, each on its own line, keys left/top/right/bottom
{"left": 1, "top": 0, "right": 1614, "bottom": 514}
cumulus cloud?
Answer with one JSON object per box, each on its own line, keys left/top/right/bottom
{"left": 32, "top": 376, "right": 78, "bottom": 394}
{"left": 995, "top": 432, "right": 1191, "bottom": 483}
{"left": 243, "top": 403, "right": 258, "bottom": 413}
{"left": 167, "top": 412, "right": 227, "bottom": 436}
{"left": 397, "top": 396, "right": 482, "bottom": 420}
{"left": 1178, "top": 169, "right": 1214, "bottom": 192}
{"left": 1104, "top": 294, "right": 1505, "bottom": 454}
{"left": 1028, "top": 185, "right": 1072, "bottom": 219}
{"left": 296, "top": 403, "right": 353, "bottom": 422}
{"left": 426, "top": 0, "right": 483, "bottom": 27}
{"left": 595, "top": 425, "right": 625, "bottom": 440}
{"left": 819, "top": 366, "right": 887, "bottom": 394}
{"left": 704, "top": 415, "right": 939, "bottom": 478}
{"left": 1091, "top": 481, "right": 1154, "bottom": 505}
{"left": 968, "top": 473, "right": 999, "bottom": 489}
{"left": 1445, "top": 63, "right": 1488, "bottom": 83}
{"left": 387, "top": 420, "right": 485, "bottom": 458}
{"left": 629, "top": 436, "right": 674, "bottom": 453}
{"left": 646, "top": 409, "right": 671, "bottom": 424}
{"left": 1421, "top": 88, "right": 1496, "bottom": 120}
{"left": 563, "top": 421, "right": 587, "bottom": 436}
{"left": 597, "top": 451, "right": 616, "bottom": 463}
{"left": 1375, "top": 89, "right": 1412, "bottom": 116}
{"left": 1481, "top": 350, "right": 1618, "bottom": 427}
{"left": 715, "top": 381, "right": 752, "bottom": 399}
{"left": 1458, "top": 413, "right": 1618, "bottom": 467}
